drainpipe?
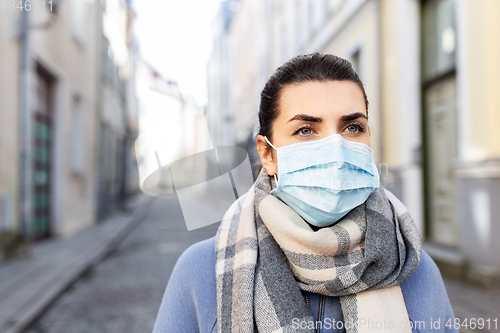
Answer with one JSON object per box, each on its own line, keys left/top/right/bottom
{"left": 18, "top": 0, "right": 33, "bottom": 241}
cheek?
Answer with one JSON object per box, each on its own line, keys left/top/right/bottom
{"left": 365, "top": 135, "right": 372, "bottom": 148}
{"left": 344, "top": 131, "right": 371, "bottom": 146}
{"left": 351, "top": 132, "right": 371, "bottom": 147}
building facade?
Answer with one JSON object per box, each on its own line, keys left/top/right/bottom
{"left": 135, "top": 58, "right": 212, "bottom": 195}
{"left": 0, "top": 0, "right": 139, "bottom": 262}
{"left": 207, "top": 0, "right": 500, "bottom": 286}
{"left": 97, "top": 0, "right": 140, "bottom": 218}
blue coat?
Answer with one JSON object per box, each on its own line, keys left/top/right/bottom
{"left": 153, "top": 236, "right": 457, "bottom": 333}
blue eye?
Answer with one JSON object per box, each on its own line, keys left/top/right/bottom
{"left": 300, "top": 127, "right": 312, "bottom": 135}
{"left": 347, "top": 125, "right": 359, "bottom": 133}
{"left": 344, "top": 122, "right": 366, "bottom": 134}
{"left": 293, "top": 125, "right": 315, "bottom": 137}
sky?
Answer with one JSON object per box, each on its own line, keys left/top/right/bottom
{"left": 133, "top": 0, "right": 222, "bottom": 106}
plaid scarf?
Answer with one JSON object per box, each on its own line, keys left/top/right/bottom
{"left": 215, "top": 169, "right": 421, "bottom": 333}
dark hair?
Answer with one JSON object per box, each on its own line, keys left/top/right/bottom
{"left": 258, "top": 53, "right": 368, "bottom": 140}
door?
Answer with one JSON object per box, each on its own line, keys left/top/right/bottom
{"left": 32, "top": 68, "right": 54, "bottom": 240}
{"left": 425, "top": 77, "right": 458, "bottom": 246}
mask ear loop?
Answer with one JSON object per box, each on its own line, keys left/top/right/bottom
{"left": 264, "top": 136, "right": 279, "bottom": 187}
{"left": 264, "top": 136, "right": 277, "bottom": 150}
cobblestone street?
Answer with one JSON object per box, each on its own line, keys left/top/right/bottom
{"left": 24, "top": 194, "right": 219, "bottom": 333}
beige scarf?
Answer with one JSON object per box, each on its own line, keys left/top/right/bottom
{"left": 215, "top": 169, "right": 421, "bottom": 332}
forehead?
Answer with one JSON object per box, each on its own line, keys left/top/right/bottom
{"left": 277, "top": 80, "right": 367, "bottom": 118}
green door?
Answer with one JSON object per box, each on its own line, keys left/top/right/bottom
{"left": 32, "top": 69, "right": 53, "bottom": 240}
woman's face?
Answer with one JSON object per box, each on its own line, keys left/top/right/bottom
{"left": 256, "top": 80, "right": 370, "bottom": 176}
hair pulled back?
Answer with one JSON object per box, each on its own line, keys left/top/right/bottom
{"left": 258, "top": 53, "right": 368, "bottom": 140}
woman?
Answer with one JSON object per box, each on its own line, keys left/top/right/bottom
{"left": 153, "top": 53, "right": 457, "bottom": 333}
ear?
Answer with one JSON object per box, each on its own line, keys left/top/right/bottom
{"left": 256, "top": 135, "right": 277, "bottom": 176}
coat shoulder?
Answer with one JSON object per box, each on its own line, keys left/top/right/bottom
{"left": 401, "top": 251, "right": 457, "bottom": 332}
{"left": 175, "top": 236, "right": 217, "bottom": 275}
{"left": 153, "top": 236, "right": 217, "bottom": 333}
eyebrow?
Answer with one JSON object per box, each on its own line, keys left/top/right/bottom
{"left": 286, "top": 112, "right": 367, "bottom": 124}
{"left": 339, "top": 112, "right": 368, "bottom": 122}
{"left": 286, "top": 114, "right": 323, "bottom": 123}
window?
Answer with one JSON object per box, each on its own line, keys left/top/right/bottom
{"left": 351, "top": 49, "right": 361, "bottom": 79}
{"left": 0, "top": 193, "right": 12, "bottom": 232}
{"left": 422, "top": 0, "right": 456, "bottom": 80}
{"left": 71, "top": 94, "right": 86, "bottom": 175}
{"left": 71, "top": 0, "right": 87, "bottom": 45}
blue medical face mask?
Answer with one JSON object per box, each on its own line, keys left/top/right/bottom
{"left": 265, "top": 134, "right": 380, "bottom": 227}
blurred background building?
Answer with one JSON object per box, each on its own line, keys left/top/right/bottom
{"left": 1, "top": 0, "right": 499, "bottom": 288}
{"left": 134, "top": 57, "right": 211, "bottom": 196}
{"left": 97, "top": 0, "right": 140, "bottom": 218}
{"left": 0, "top": 0, "right": 139, "bottom": 262}
{"left": 207, "top": 0, "right": 500, "bottom": 287}
{"left": 0, "top": 1, "right": 498, "bottom": 330}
